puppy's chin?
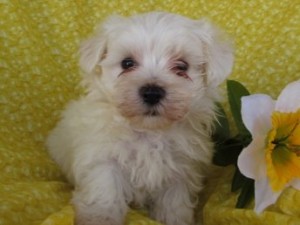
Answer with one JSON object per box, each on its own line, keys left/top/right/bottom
{"left": 126, "top": 115, "right": 177, "bottom": 130}
{"left": 118, "top": 106, "right": 188, "bottom": 130}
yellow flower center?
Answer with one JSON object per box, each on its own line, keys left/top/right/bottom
{"left": 265, "top": 110, "right": 300, "bottom": 191}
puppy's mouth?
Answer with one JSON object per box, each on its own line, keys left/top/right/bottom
{"left": 144, "top": 109, "right": 160, "bottom": 117}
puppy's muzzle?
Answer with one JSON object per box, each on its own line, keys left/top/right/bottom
{"left": 139, "top": 84, "right": 166, "bottom": 106}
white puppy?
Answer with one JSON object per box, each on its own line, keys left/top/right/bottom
{"left": 46, "top": 12, "right": 233, "bottom": 225}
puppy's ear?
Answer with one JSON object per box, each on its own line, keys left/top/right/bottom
{"left": 196, "top": 20, "right": 234, "bottom": 87}
{"left": 79, "top": 16, "right": 126, "bottom": 74}
{"left": 79, "top": 31, "right": 107, "bottom": 74}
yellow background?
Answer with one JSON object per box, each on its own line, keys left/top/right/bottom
{"left": 0, "top": 1, "right": 299, "bottom": 224}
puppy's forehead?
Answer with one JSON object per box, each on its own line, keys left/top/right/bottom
{"left": 130, "top": 12, "right": 195, "bottom": 33}
{"left": 107, "top": 13, "right": 201, "bottom": 55}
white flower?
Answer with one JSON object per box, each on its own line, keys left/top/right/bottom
{"left": 237, "top": 80, "right": 300, "bottom": 213}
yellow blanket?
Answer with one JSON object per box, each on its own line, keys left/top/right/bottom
{"left": 0, "top": 1, "right": 299, "bottom": 225}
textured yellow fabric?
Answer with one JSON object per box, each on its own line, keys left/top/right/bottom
{"left": 204, "top": 167, "right": 300, "bottom": 225}
{"left": 0, "top": 0, "right": 299, "bottom": 225}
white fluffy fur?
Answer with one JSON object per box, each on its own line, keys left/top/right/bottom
{"left": 46, "top": 12, "right": 233, "bottom": 225}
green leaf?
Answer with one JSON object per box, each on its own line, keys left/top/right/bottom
{"left": 213, "top": 138, "right": 244, "bottom": 166}
{"left": 212, "top": 102, "right": 230, "bottom": 144}
{"left": 236, "top": 178, "right": 254, "bottom": 208}
{"left": 227, "top": 80, "right": 251, "bottom": 136}
{"left": 231, "top": 166, "right": 247, "bottom": 192}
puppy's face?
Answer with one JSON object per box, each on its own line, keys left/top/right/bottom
{"left": 80, "top": 12, "right": 233, "bottom": 129}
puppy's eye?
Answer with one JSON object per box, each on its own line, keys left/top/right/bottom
{"left": 175, "top": 62, "right": 188, "bottom": 72}
{"left": 172, "top": 60, "right": 190, "bottom": 79}
{"left": 121, "top": 58, "right": 136, "bottom": 70}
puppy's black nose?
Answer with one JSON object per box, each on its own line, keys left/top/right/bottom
{"left": 139, "top": 84, "right": 166, "bottom": 106}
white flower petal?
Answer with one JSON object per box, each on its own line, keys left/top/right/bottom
{"left": 238, "top": 135, "right": 266, "bottom": 180}
{"left": 254, "top": 177, "right": 281, "bottom": 213}
{"left": 276, "top": 80, "right": 300, "bottom": 112}
{"left": 290, "top": 179, "right": 300, "bottom": 190}
{"left": 241, "top": 94, "right": 275, "bottom": 136}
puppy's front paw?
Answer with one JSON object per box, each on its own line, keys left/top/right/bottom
{"left": 73, "top": 195, "right": 125, "bottom": 225}
{"left": 72, "top": 164, "right": 129, "bottom": 225}
{"left": 75, "top": 213, "right": 120, "bottom": 225}
{"left": 151, "top": 183, "right": 197, "bottom": 225}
